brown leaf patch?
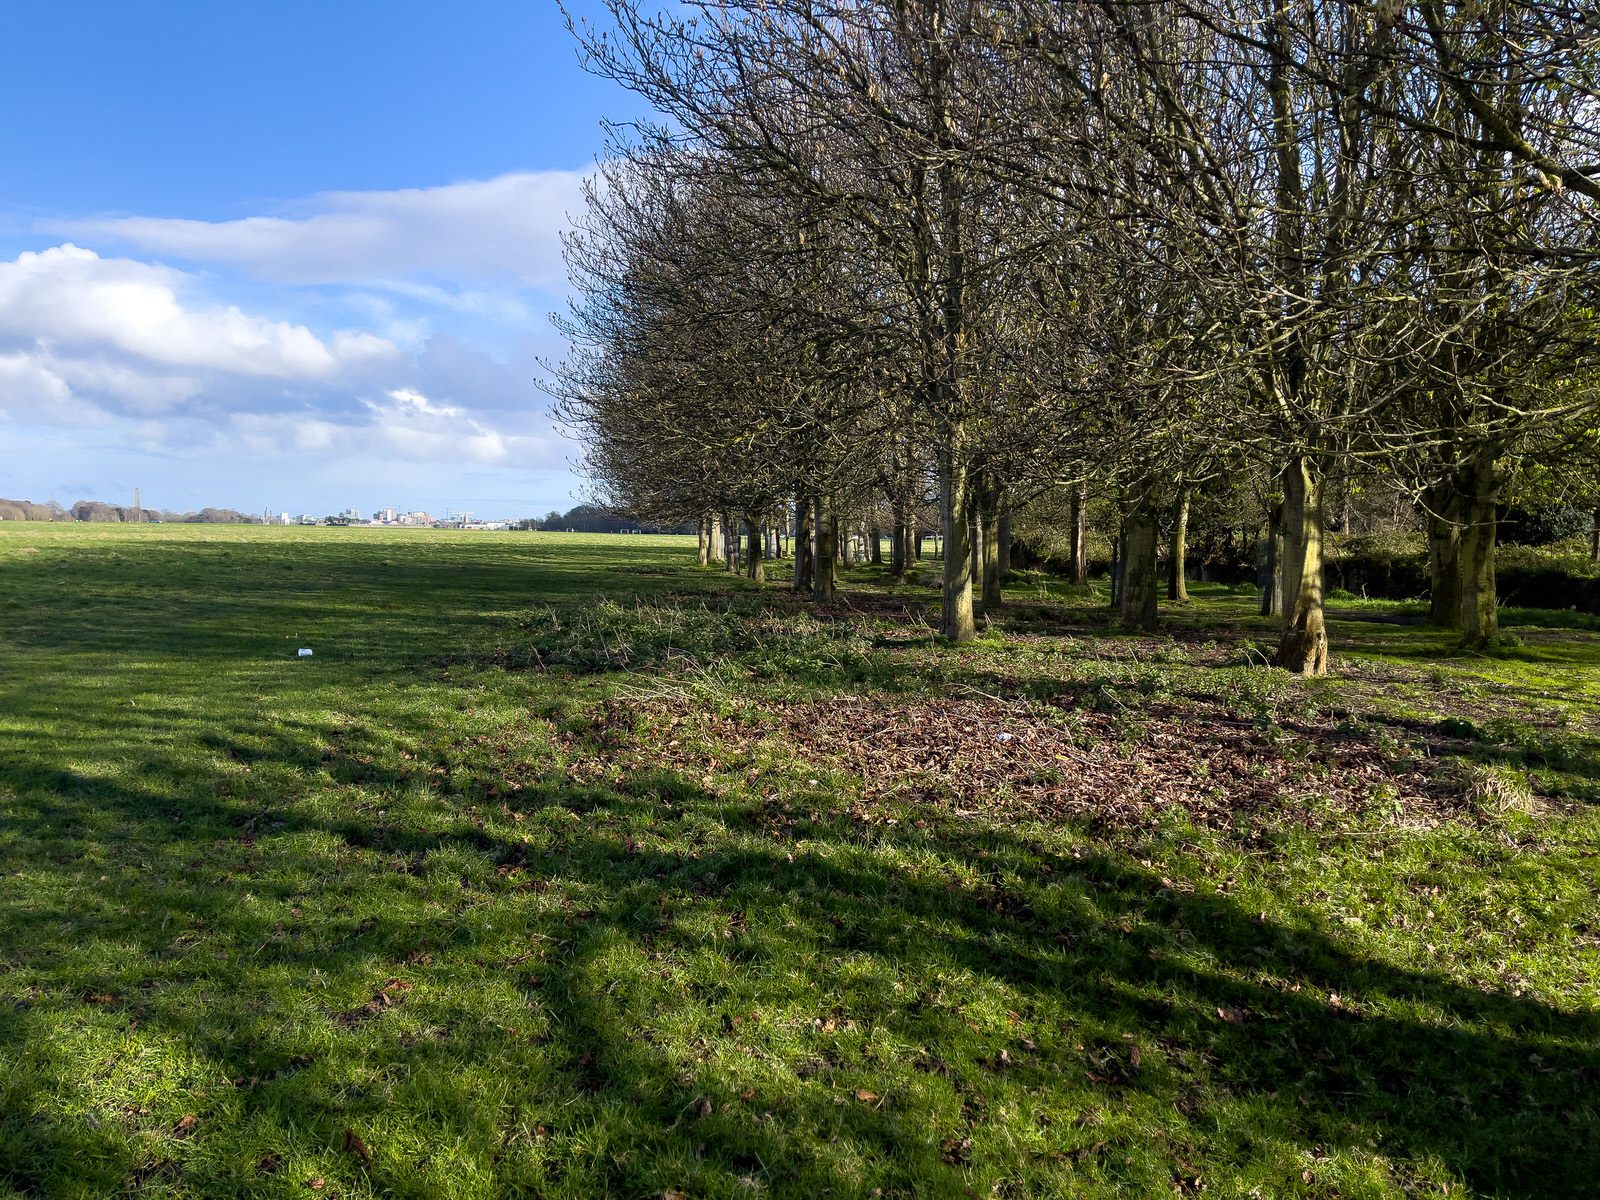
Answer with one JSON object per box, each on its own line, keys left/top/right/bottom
{"left": 586, "top": 688, "right": 1470, "bottom": 832}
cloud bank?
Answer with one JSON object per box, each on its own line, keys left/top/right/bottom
{"left": 48, "top": 171, "right": 590, "bottom": 286}
{"left": 1, "top": 173, "right": 585, "bottom": 513}
{"left": 0, "top": 245, "right": 396, "bottom": 395}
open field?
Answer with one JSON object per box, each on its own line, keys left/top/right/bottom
{"left": 1, "top": 524, "right": 1596, "bottom": 1199}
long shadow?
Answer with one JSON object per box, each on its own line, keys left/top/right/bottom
{"left": 4, "top": 552, "right": 1599, "bottom": 1195}
{"left": 3, "top": 707, "right": 1597, "bottom": 1197}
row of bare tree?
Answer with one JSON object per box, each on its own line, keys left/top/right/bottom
{"left": 551, "top": 0, "right": 1600, "bottom": 674}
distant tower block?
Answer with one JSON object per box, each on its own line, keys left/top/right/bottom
{"left": 133, "top": 487, "right": 142, "bottom": 523}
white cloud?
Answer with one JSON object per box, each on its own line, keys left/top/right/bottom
{"left": 0, "top": 173, "right": 579, "bottom": 507}
{"left": 0, "top": 352, "right": 70, "bottom": 409}
{"left": 383, "top": 386, "right": 463, "bottom": 419}
{"left": 0, "top": 245, "right": 399, "bottom": 384}
{"left": 231, "top": 386, "right": 540, "bottom": 467}
{"left": 49, "top": 170, "right": 590, "bottom": 287}
{"left": 0, "top": 242, "right": 559, "bottom": 475}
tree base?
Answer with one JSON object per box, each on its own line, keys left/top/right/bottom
{"left": 1274, "top": 626, "right": 1328, "bottom": 675}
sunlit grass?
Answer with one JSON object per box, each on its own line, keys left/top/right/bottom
{"left": 0, "top": 524, "right": 1596, "bottom": 1198}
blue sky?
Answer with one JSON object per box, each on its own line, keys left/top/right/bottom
{"left": 0, "top": 0, "right": 645, "bottom": 518}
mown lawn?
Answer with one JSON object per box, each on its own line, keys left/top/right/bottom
{"left": 0, "top": 524, "right": 1595, "bottom": 1199}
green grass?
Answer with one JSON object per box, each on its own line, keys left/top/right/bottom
{"left": 0, "top": 525, "right": 1596, "bottom": 1198}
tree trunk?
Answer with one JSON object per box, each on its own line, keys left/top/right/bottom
{"left": 1259, "top": 506, "right": 1283, "bottom": 618}
{"left": 939, "top": 447, "right": 977, "bottom": 642}
{"left": 969, "top": 506, "right": 983, "bottom": 602}
{"left": 745, "top": 517, "right": 764, "bottom": 582}
{"left": 997, "top": 509, "right": 1013, "bottom": 579}
{"left": 1456, "top": 446, "right": 1506, "bottom": 648}
{"left": 981, "top": 504, "right": 1002, "bottom": 611}
{"left": 1119, "top": 498, "right": 1160, "bottom": 631}
{"left": 1423, "top": 479, "right": 1462, "bottom": 629}
{"left": 1273, "top": 459, "right": 1328, "bottom": 675}
{"left": 890, "top": 497, "right": 908, "bottom": 581}
{"left": 869, "top": 524, "right": 883, "bottom": 565}
{"left": 1591, "top": 506, "right": 1600, "bottom": 563}
{"left": 708, "top": 515, "right": 725, "bottom": 564}
{"left": 1109, "top": 521, "right": 1122, "bottom": 609}
{"left": 794, "top": 496, "right": 814, "bottom": 594}
{"left": 1070, "top": 484, "right": 1088, "bottom": 585}
{"left": 812, "top": 495, "right": 836, "bottom": 602}
{"left": 723, "top": 512, "right": 740, "bottom": 574}
{"left": 1167, "top": 489, "right": 1190, "bottom": 602}
{"left": 697, "top": 516, "right": 709, "bottom": 566}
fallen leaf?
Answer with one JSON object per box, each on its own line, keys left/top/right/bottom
{"left": 854, "top": 1089, "right": 880, "bottom": 1104}
{"left": 343, "top": 1127, "right": 373, "bottom": 1168}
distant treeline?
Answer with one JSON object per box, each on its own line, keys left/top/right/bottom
{"left": 524, "top": 504, "right": 693, "bottom": 534}
{"left": 0, "top": 499, "right": 264, "bottom": 524}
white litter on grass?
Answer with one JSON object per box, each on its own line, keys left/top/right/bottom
{"left": 997, "top": 732, "right": 1015, "bottom": 743}
{"left": 298, "top": 648, "right": 313, "bottom": 657}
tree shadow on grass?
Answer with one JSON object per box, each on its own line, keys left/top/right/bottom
{"left": 2, "top": 702, "right": 1597, "bottom": 1198}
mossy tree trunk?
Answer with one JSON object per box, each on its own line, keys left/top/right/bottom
{"left": 811, "top": 495, "right": 837, "bottom": 602}
{"left": 939, "top": 446, "right": 977, "bottom": 642}
{"left": 723, "top": 511, "right": 740, "bottom": 574}
{"left": 1273, "top": 458, "right": 1328, "bottom": 675}
{"left": 1119, "top": 496, "right": 1160, "bottom": 631}
{"left": 794, "top": 496, "right": 814, "bottom": 594}
{"left": 1259, "top": 504, "right": 1283, "bottom": 618}
{"left": 1109, "top": 521, "right": 1122, "bottom": 610}
{"left": 1167, "top": 488, "right": 1190, "bottom": 602}
{"left": 744, "top": 517, "right": 764, "bottom": 582}
{"left": 1070, "top": 484, "right": 1088, "bottom": 585}
{"left": 980, "top": 501, "right": 1002, "bottom": 611}
{"left": 1423, "top": 478, "right": 1462, "bottom": 629}
{"left": 1456, "top": 445, "right": 1507, "bottom": 648}
{"left": 707, "top": 515, "right": 725, "bottom": 565}
{"left": 890, "top": 495, "right": 908, "bottom": 581}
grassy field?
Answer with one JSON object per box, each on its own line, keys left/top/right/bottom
{"left": 0, "top": 523, "right": 1596, "bottom": 1199}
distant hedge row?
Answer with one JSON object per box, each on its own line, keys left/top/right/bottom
{"left": 1070, "top": 534, "right": 1600, "bottom": 614}
{"left": 1326, "top": 537, "right": 1600, "bottom": 612}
